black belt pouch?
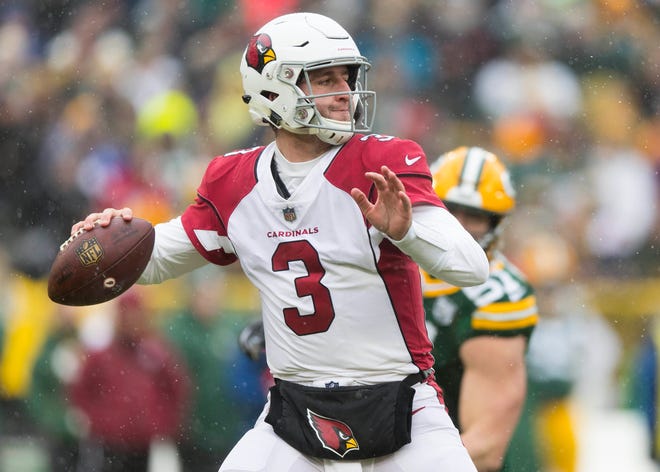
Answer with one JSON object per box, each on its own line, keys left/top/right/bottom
{"left": 265, "top": 378, "right": 415, "bottom": 460}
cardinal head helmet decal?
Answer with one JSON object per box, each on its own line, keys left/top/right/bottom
{"left": 307, "top": 409, "right": 359, "bottom": 458}
{"left": 245, "top": 33, "right": 275, "bottom": 73}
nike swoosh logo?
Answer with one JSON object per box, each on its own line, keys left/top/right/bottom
{"left": 405, "top": 155, "right": 422, "bottom": 166}
{"left": 411, "top": 407, "right": 426, "bottom": 416}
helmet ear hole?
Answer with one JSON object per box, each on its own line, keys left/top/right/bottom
{"left": 261, "top": 91, "right": 279, "bottom": 101}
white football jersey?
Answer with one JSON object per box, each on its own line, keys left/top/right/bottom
{"left": 181, "top": 134, "right": 443, "bottom": 384}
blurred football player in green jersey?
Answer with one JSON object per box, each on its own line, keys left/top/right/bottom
{"left": 422, "top": 147, "right": 539, "bottom": 472}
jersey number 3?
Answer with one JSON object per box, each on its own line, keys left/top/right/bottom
{"left": 272, "top": 240, "right": 336, "bottom": 336}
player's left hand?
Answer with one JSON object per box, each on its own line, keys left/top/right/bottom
{"left": 351, "top": 165, "right": 412, "bottom": 241}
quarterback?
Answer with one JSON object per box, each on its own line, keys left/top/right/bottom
{"left": 73, "top": 13, "right": 488, "bottom": 471}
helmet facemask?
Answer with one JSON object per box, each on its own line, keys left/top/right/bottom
{"left": 290, "top": 60, "right": 375, "bottom": 144}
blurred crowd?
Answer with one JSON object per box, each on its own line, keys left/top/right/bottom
{"left": 0, "top": 0, "right": 658, "bottom": 470}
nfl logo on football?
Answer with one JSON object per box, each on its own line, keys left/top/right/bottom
{"left": 283, "top": 207, "right": 296, "bottom": 222}
{"left": 76, "top": 237, "right": 104, "bottom": 266}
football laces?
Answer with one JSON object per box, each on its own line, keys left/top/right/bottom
{"left": 59, "top": 220, "right": 101, "bottom": 251}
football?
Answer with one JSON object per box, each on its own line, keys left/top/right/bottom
{"left": 47, "top": 217, "right": 155, "bottom": 306}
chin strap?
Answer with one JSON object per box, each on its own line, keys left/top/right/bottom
{"left": 315, "top": 118, "right": 355, "bottom": 145}
{"left": 317, "top": 129, "right": 354, "bottom": 145}
{"left": 282, "top": 120, "right": 354, "bottom": 145}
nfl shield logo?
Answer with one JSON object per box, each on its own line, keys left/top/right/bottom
{"left": 283, "top": 207, "right": 296, "bottom": 222}
{"left": 76, "top": 237, "right": 104, "bottom": 266}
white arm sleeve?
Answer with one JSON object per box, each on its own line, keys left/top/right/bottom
{"left": 391, "top": 205, "right": 489, "bottom": 286}
{"left": 138, "top": 216, "right": 209, "bottom": 284}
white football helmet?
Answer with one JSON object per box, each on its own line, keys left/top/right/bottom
{"left": 240, "top": 12, "right": 376, "bottom": 145}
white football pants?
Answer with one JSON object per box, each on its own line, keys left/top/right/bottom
{"left": 219, "top": 382, "right": 476, "bottom": 472}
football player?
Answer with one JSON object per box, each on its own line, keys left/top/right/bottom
{"left": 422, "top": 146, "right": 538, "bottom": 471}
{"left": 72, "top": 13, "right": 488, "bottom": 471}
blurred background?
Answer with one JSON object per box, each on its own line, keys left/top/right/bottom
{"left": 0, "top": 0, "right": 657, "bottom": 471}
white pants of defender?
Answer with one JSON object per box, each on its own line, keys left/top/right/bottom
{"left": 219, "top": 382, "right": 476, "bottom": 472}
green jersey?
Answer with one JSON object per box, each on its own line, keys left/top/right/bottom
{"left": 422, "top": 250, "right": 538, "bottom": 470}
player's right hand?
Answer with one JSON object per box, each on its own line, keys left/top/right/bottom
{"left": 71, "top": 207, "right": 134, "bottom": 235}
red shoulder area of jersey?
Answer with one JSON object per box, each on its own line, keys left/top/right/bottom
{"left": 180, "top": 146, "right": 264, "bottom": 266}
{"left": 198, "top": 146, "right": 264, "bottom": 194}
{"left": 326, "top": 134, "right": 442, "bottom": 207}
